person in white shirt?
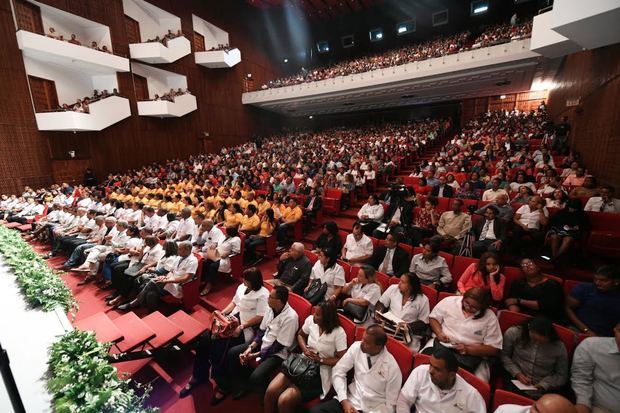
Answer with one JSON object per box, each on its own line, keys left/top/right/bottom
{"left": 181, "top": 268, "right": 269, "bottom": 398}
{"left": 341, "top": 265, "right": 383, "bottom": 324}
{"left": 423, "top": 288, "right": 502, "bottom": 382}
{"left": 483, "top": 178, "right": 510, "bottom": 203}
{"left": 200, "top": 226, "right": 242, "bottom": 295}
{"left": 376, "top": 272, "right": 430, "bottom": 352}
{"left": 73, "top": 220, "right": 127, "bottom": 276}
{"left": 357, "top": 195, "right": 384, "bottom": 235}
{"left": 305, "top": 248, "right": 346, "bottom": 302}
{"left": 61, "top": 215, "right": 111, "bottom": 268}
{"left": 494, "top": 393, "right": 577, "bottom": 413}
{"left": 309, "top": 324, "right": 402, "bottom": 413}
{"left": 194, "top": 219, "right": 225, "bottom": 249}
{"left": 264, "top": 301, "right": 347, "bottom": 413}
{"left": 118, "top": 241, "right": 198, "bottom": 311}
{"left": 341, "top": 222, "right": 374, "bottom": 265}
{"left": 212, "top": 285, "right": 298, "bottom": 403}
{"left": 397, "top": 346, "right": 486, "bottom": 413}
{"left": 174, "top": 208, "right": 196, "bottom": 242}
{"left": 584, "top": 186, "right": 620, "bottom": 213}
{"left": 157, "top": 213, "right": 179, "bottom": 240}
{"left": 512, "top": 196, "right": 549, "bottom": 255}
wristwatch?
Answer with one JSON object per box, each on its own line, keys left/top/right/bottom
{"left": 319, "top": 358, "right": 324, "bottom": 365}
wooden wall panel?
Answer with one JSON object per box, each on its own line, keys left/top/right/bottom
{"left": 0, "top": 0, "right": 284, "bottom": 193}
{"left": 547, "top": 44, "right": 620, "bottom": 189}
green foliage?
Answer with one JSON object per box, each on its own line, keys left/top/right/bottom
{"left": 48, "top": 330, "right": 158, "bottom": 413}
{"left": 0, "top": 226, "right": 76, "bottom": 312}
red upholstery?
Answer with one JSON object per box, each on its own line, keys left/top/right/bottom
{"left": 375, "top": 271, "right": 390, "bottom": 292}
{"left": 288, "top": 293, "right": 312, "bottom": 328}
{"left": 563, "top": 279, "right": 583, "bottom": 296}
{"left": 5, "top": 222, "right": 21, "bottom": 229}
{"left": 438, "top": 251, "right": 454, "bottom": 268}
{"left": 324, "top": 188, "right": 342, "bottom": 214}
{"left": 399, "top": 243, "right": 413, "bottom": 261}
{"left": 492, "top": 389, "right": 534, "bottom": 410}
{"left": 255, "top": 234, "right": 277, "bottom": 258}
{"left": 167, "top": 310, "right": 208, "bottom": 345}
{"left": 421, "top": 284, "right": 439, "bottom": 310}
{"left": 304, "top": 250, "right": 318, "bottom": 264}
{"left": 586, "top": 211, "right": 620, "bottom": 257}
{"left": 436, "top": 197, "right": 451, "bottom": 212}
{"left": 111, "top": 312, "right": 156, "bottom": 353}
{"left": 438, "top": 291, "right": 456, "bottom": 302}
{"left": 450, "top": 198, "right": 478, "bottom": 211}
{"left": 338, "top": 230, "right": 349, "bottom": 246}
{"left": 504, "top": 266, "right": 564, "bottom": 294}
{"left": 229, "top": 231, "right": 245, "bottom": 278}
{"left": 414, "top": 354, "right": 491, "bottom": 408}
{"left": 450, "top": 256, "right": 479, "bottom": 289}
{"left": 74, "top": 312, "right": 124, "bottom": 344}
{"left": 403, "top": 176, "right": 420, "bottom": 187}
{"left": 339, "top": 259, "right": 353, "bottom": 281}
{"left": 355, "top": 327, "right": 414, "bottom": 381}
{"left": 141, "top": 311, "right": 183, "bottom": 348}
{"left": 338, "top": 313, "right": 357, "bottom": 346}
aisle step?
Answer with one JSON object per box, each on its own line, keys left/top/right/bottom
{"left": 74, "top": 311, "right": 124, "bottom": 344}
{"left": 111, "top": 312, "right": 156, "bottom": 353}
{"left": 167, "top": 310, "right": 208, "bottom": 345}
{"left": 141, "top": 311, "right": 183, "bottom": 348}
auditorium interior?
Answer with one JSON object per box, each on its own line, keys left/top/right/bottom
{"left": 0, "top": 0, "right": 619, "bottom": 412}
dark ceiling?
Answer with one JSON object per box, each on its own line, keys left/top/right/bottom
{"left": 247, "top": 0, "right": 384, "bottom": 21}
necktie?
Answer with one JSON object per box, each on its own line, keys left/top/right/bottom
{"left": 600, "top": 202, "right": 606, "bottom": 212}
{"left": 367, "top": 355, "right": 372, "bottom": 369}
{"left": 479, "top": 220, "right": 489, "bottom": 241}
{"left": 380, "top": 248, "right": 393, "bottom": 274}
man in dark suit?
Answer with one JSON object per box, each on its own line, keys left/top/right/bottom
{"left": 430, "top": 176, "right": 454, "bottom": 198}
{"left": 303, "top": 188, "right": 322, "bottom": 230}
{"left": 370, "top": 232, "right": 410, "bottom": 277}
{"left": 472, "top": 205, "right": 506, "bottom": 257}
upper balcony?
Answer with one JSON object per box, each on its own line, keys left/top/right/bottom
{"left": 192, "top": 14, "right": 241, "bottom": 69}
{"left": 242, "top": 38, "right": 541, "bottom": 117}
{"left": 16, "top": 30, "right": 129, "bottom": 74}
{"left": 35, "top": 96, "right": 131, "bottom": 131}
{"left": 123, "top": 0, "right": 191, "bottom": 64}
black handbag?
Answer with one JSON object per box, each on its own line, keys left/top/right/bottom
{"left": 304, "top": 278, "right": 327, "bottom": 305}
{"left": 281, "top": 353, "right": 321, "bottom": 391}
{"left": 343, "top": 302, "right": 369, "bottom": 323}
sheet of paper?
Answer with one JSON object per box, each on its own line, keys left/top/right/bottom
{"left": 511, "top": 379, "right": 537, "bottom": 391}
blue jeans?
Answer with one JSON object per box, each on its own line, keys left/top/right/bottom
{"left": 64, "top": 243, "right": 95, "bottom": 267}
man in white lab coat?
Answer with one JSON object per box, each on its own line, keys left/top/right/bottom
{"left": 310, "top": 324, "right": 402, "bottom": 413}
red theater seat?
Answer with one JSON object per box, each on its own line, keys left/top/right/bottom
{"left": 492, "top": 389, "right": 534, "bottom": 410}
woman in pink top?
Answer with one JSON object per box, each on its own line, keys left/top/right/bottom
{"left": 457, "top": 252, "right": 506, "bottom": 301}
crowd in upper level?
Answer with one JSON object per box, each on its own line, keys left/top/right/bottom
{"left": 260, "top": 20, "right": 532, "bottom": 90}
{"left": 150, "top": 88, "right": 191, "bottom": 102}
{"left": 1, "top": 107, "right": 619, "bottom": 413}
{"left": 144, "top": 29, "right": 184, "bottom": 46}
{"left": 45, "top": 27, "right": 112, "bottom": 53}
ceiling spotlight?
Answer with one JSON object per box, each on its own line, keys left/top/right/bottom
{"left": 284, "top": 58, "right": 288, "bottom": 63}
{"left": 308, "top": 115, "right": 314, "bottom": 119}
{"left": 500, "top": 95, "right": 506, "bottom": 99}
{"left": 246, "top": 73, "right": 252, "bottom": 78}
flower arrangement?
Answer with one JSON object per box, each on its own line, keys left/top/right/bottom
{"left": 0, "top": 226, "right": 76, "bottom": 312}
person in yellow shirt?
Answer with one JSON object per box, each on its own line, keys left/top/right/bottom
{"left": 277, "top": 198, "right": 303, "bottom": 248}
{"left": 239, "top": 204, "right": 260, "bottom": 234}
{"left": 213, "top": 200, "right": 227, "bottom": 224}
{"left": 244, "top": 208, "right": 277, "bottom": 265}
{"left": 256, "top": 194, "right": 271, "bottom": 217}
{"left": 245, "top": 193, "right": 258, "bottom": 209}
{"left": 224, "top": 203, "right": 243, "bottom": 227}
{"left": 232, "top": 191, "right": 248, "bottom": 210}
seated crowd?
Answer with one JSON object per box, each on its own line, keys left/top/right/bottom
{"left": 151, "top": 88, "right": 191, "bottom": 102}
{"left": 56, "top": 88, "right": 120, "bottom": 113}
{"left": 260, "top": 19, "right": 532, "bottom": 90}
{"left": 206, "top": 43, "right": 233, "bottom": 52}
{"left": 1, "top": 108, "right": 619, "bottom": 412}
{"left": 145, "top": 29, "right": 184, "bottom": 45}
{"left": 45, "top": 27, "right": 112, "bottom": 53}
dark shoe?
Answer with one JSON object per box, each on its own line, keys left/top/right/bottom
{"left": 179, "top": 383, "right": 195, "bottom": 398}
{"left": 105, "top": 293, "right": 119, "bottom": 301}
{"left": 210, "top": 390, "right": 228, "bottom": 406}
{"left": 116, "top": 303, "right": 132, "bottom": 312}
{"left": 77, "top": 276, "right": 93, "bottom": 286}
{"left": 232, "top": 389, "right": 248, "bottom": 400}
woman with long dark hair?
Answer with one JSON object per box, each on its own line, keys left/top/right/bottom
{"left": 501, "top": 316, "right": 568, "bottom": 398}
{"left": 264, "top": 301, "right": 346, "bottom": 413}
{"left": 244, "top": 208, "right": 277, "bottom": 265}
{"left": 200, "top": 226, "right": 241, "bottom": 295}
{"left": 313, "top": 221, "right": 342, "bottom": 255}
{"left": 457, "top": 252, "right": 506, "bottom": 301}
{"left": 304, "top": 248, "right": 346, "bottom": 302}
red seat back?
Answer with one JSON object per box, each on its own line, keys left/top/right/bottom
{"left": 437, "top": 197, "right": 450, "bottom": 212}
{"left": 376, "top": 271, "right": 390, "bottom": 292}
{"left": 450, "top": 256, "right": 479, "bottom": 289}
{"left": 438, "top": 291, "right": 456, "bottom": 303}
{"left": 288, "top": 293, "right": 312, "bottom": 328}
{"left": 304, "top": 250, "right": 318, "bottom": 264}
{"left": 345, "top": 263, "right": 358, "bottom": 282}
{"left": 421, "top": 284, "right": 438, "bottom": 310}
{"left": 338, "top": 230, "right": 349, "bottom": 247}
{"left": 563, "top": 279, "right": 583, "bottom": 296}
{"left": 438, "top": 251, "right": 454, "bottom": 268}
{"left": 492, "top": 389, "right": 534, "bottom": 410}
{"left": 355, "top": 327, "right": 414, "bottom": 381}
{"left": 338, "top": 313, "right": 356, "bottom": 347}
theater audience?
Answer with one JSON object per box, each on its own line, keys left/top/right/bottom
{"left": 369, "top": 232, "right": 409, "bottom": 277}
{"left": 457, "top": 252, "right": 506, "bottom": 301}
{"left": 308, "top": 325, "right": 401, "bottom": 413}
{"left": 396, "top": 347, "right": 486, "bottom": 413}
{"left": 200, "top": 226, "right": 241, "bottom": 295}
{"left": 546, "top": 199, "right": 589, "bottom": 261}
{"left": 410, "top": 196, "right": 439, "bottom": 247}
{"left": 424, "top": 288, "right": 503, "bottom": 382}
{"left": 409, "top": 238, "right": 452, "bottom": 290}
{"left": 264, "top": 301, "right": 346, "bottom": 413}
{"left": 512, "top": 196, "right": 549, "bottom": 256}
{"left": 304, "top": 248, "right": 346, "bottom": 302}
{"left": 437, "top": 199, "right": 472, "bottom": 247}
{"left": 472, "top": 205, "right": 507, "bottom": 257}
{"left": 341, "top": 222, "right": 374, "bottom": 265}
{"left": 357, "top": 194, "right": 384, "bottom": 235}
{"left": 565, "top": 266, "right": 620, "bottom": 337}
{"left": 268, "top": 242, "right": 312, "bottom": 294}
{"left": 505, "top": 258, "right": 565, "bottom": 322}
{"left": 341, "top": 265, "right": 382, "bottom": 323}
{"left": 312, "top": 221, "right": 342, "bottom": 255}
{"left": 501, "top": 316, "right": 569, "bottom": 399}
{"left": 584, "top": 186, "right": 620, "bottom": 213}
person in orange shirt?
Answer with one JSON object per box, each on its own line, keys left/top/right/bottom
{"left": 224, "top": 202, "right": 243, "bottom": 227}
{"left": 244, "top": 208, "right": 276, "bottom": 265}
{"left": 277, "top": 197, "right": 303, "bottom": 249}
{"left": 256, "top": 194, "right": 271, "bottom": 217}
{"left": 239, "top": 204, "right": 260, "bottom": 234}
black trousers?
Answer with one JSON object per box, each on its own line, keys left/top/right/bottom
{"left": 309, "top": 399, "right": 348, "bottom": 413}
{"left": 511, "top": 226, "right": 545, "bottom": 257}
{"left": 192, "top": 329, "right": 246, "bottom": 383}
{"left": 202, "top": 259, "right": 221, "bottom": 284}
{"left": 110, "top": 261, "right": 132, "bottom": 296}
{"left": 135, "top": 279, "right": 171, "bottom": 311}
{"left": 214, "top": 342, "right": 283, "bottom": 396}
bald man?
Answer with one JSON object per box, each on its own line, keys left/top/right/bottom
{"left": 494, "top": 394, "right": 577, "bottom": 413}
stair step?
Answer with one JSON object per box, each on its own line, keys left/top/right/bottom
{"left": 141, "top": 311, "right": 183, "bottom": 349}
{"left": 111, "top": 312, "right": 156, "bottom": 353}
{"left": 74, "top": 312, "right": 124, "bottom": 344}
{"left": 167, "top": 310, "right": 208, "bottom": 345}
